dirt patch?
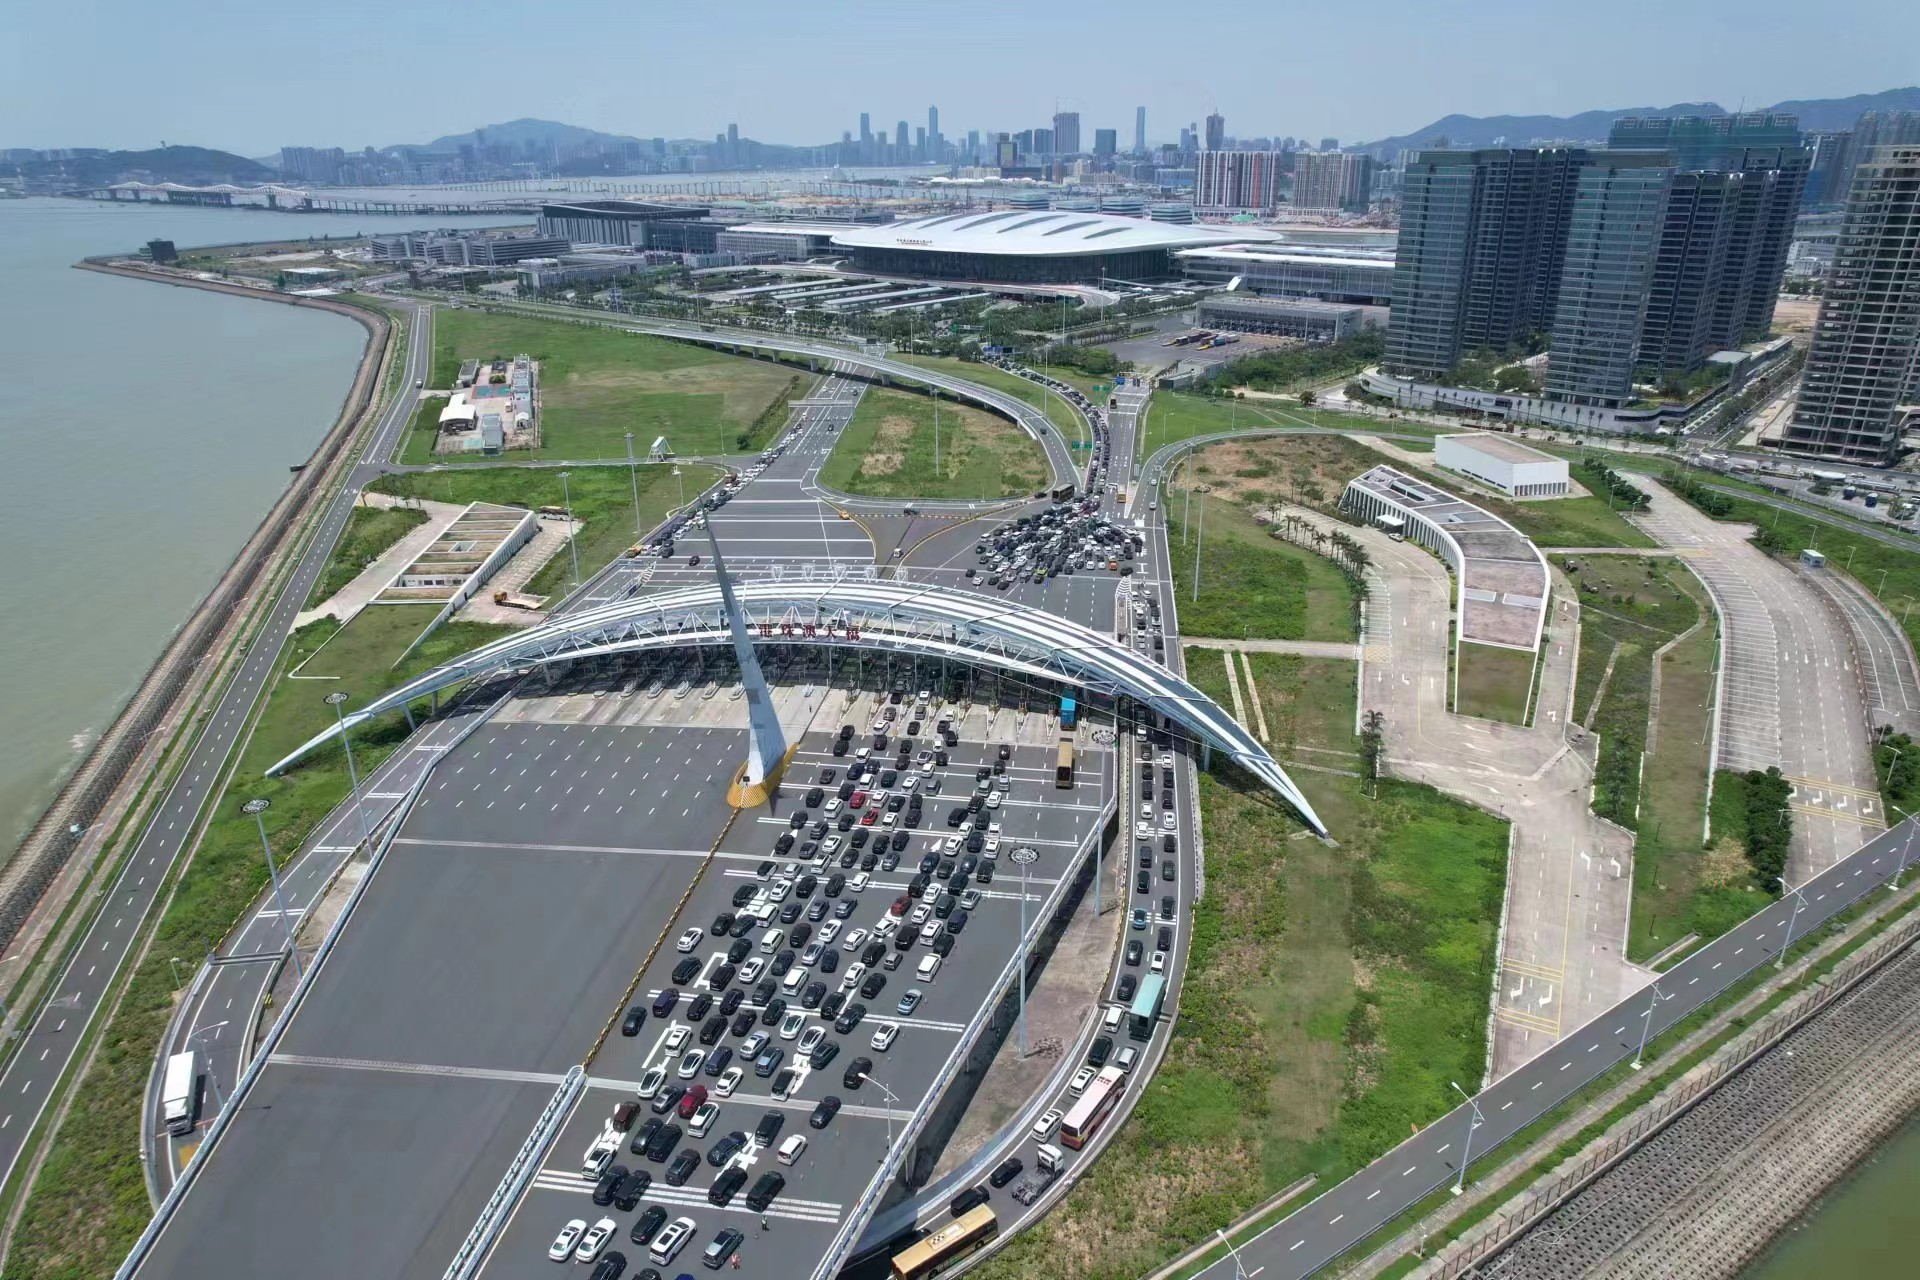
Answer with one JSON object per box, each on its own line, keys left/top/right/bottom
{"left": 861, "top": 413, "right": 918, "bottom": 477}
{"left": 1180, "top": 433, "right": 1382, "bottom": 516}
{"left": 1701, "top": 836, "right": 1751, "bottom": 888}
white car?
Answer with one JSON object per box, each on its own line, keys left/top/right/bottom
{"left": 675, "top": 927, "right": 703, "bottom": 953}
{"left": 1068, "top": 1066, "right": 1096, "bottom": 1095}
{"left": 988, "top": 821, "right": 1002, "bottom": 836}
{"left": 1135, "top": 820, "right": 1152, "bottom": 839}
{"left": 760, "top": 928, "right": 785, "bottom": 955}
{"left": 688, "top": 1100, "right": 720, "bottom": 1137}
{"left": 873, "top": 915, "right": 898, "bottom": 938}
{"left": 663, "top": 1024, "right": 689, "bottom": 1053}
{"left": 1150, "top": 950, "right": 1167, "bottom": 974}
{"left": 797, "top": 1024, "right": 827, "bottom": 1056}
{"left": 850, "top": 872, "right": 870, "bottom": 893}
{"left": 575, "top": 1217, "right": 616, "bottom": 1263}
{"left": 549, "top": 1219, "right": 587, "bottom": 1261}
{"left": 769, "top": 877, "right": 793, "bottom": 903}
{"left": 1032, "top": 1108, "right": 1063, "bottom": 1142}
{"left": 818, "top": 920, "right": 843, "bottom": 946}
{"left": 909, "top": 903, "right": 932, "bottom": 927}
{"left": 943, "top": 835, "right": 963, "bottom": 856}
{"left": 1161, "top": 811, "right": 1177, "bottom": 830}
{"left": 738, "top": 957, "right": 765, "bottom": 985}
{"left": 637, "top": 1067, "right": 666, "bottom": 1099}
{"left": 676, "top": 1049, "right": 704, "bottom": 1078}
{"left": 917, "top": 920, "right": 941, "bottom": 943}
{"left": 779, "top": 1010, "right": 807, "bottom": 1040}
{"left": 800, "top": 941, "right": 825, "bottom": 966}
{"left": 715, "top": 1066, "right": 744, "bottom": 1097}
{"left": 985, "top": 792, "right": 1003, "bottom": 810}
{"left": 841, "top": 927, "right": 870, "bottom": 952}
{"left": 824, "top": 798, "right": 843, "bottom": 816}
{"left": 1139, "top": 803, "right": 1155, "bottom": 821}
{"left": 839, "top": 962, "right": 867, "bottom": 993}
{"left": 870, "top": 1021, "right": 900, "bottom": 1052}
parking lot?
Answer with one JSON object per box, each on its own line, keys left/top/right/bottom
{"left": 476, "top": 679, "right": 1112, "bottom": 1279}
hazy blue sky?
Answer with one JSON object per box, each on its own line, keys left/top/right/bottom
{"left": 5, "top": 0, "right": 1915, "bottom": 153}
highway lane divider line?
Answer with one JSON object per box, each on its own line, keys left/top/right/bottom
{"left": 585, "top": 805, "right": 742, "bottom": 1067}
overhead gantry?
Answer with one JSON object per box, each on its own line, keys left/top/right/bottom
{"left": 268, "top": 580, "right": 1328, "bottom": 836}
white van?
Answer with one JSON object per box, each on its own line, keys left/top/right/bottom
{"left": 777, "top": 1133, "right": 809, "bottom": 1165}
{"left": 1102, "top": 1005, "right": 1123, "bottom": 1034}
{"left": 781, "top": 965, "right": 807, "bottom": 995}
{"left": 649, "top": 1216, "right": 696, "bottom": 1267}
{"left": 916, "top": 953, "right": 942, "bottom": 982}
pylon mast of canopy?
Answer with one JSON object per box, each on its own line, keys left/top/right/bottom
{"left": 709, "top": 529, "right": 787, "bottom": 786}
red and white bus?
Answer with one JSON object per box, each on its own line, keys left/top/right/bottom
{"left": 1058, "top": 1065, "right": 1127, "bottom": 1150}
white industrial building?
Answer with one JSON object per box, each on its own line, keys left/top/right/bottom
{"left": 1434, "top": 434, "right": 1571, "bottom": 497}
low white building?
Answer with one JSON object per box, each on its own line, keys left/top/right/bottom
{"left": 1434, "top": 434, "right": 1570, "bottom": 498}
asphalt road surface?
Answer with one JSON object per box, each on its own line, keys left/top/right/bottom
{"left": 0, "top": 301, "right": 433, "bottom": 1204}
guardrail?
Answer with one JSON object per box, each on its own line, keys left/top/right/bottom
{"left": 444, "top": 1065, "right": 586, "bottom": 1280}
{"left": 811, "top": 770, "right": 1120, "bottom": 1280}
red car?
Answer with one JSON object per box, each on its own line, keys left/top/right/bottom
{"left": 890, "top": 896, "right": 910, "bottom": 917}
{"left": 676, "top": 1085, "right": 709, "bottom": 1119}
{"left": 860, "top": 809, "right": 878, "bottom": 826}
{"left": 849, "top": 790, "right": 869, "bottom": 809}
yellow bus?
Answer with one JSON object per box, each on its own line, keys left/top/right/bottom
{"left": 890, "top": 1205, "right": 999, "bottom": 1279}
{"left": 1055, "top": 742, "right": 1075, "bottom": 789}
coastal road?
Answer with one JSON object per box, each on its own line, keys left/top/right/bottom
{"left": 0, "top": 301, "right": 431, "bottom": 1203}
{"left": 1195, "top": 814, "right": 1920, "bottom": 1280}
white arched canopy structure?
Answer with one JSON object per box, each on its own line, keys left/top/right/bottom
{"left": 271, "top": 581, "right": 1327, "bottom": 835}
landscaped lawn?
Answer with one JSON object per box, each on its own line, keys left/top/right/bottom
{"left": 897, "top": 353, "right": 1091, "bottom": 448}
{"left": 817, "top": 386, "right": 1048, "bottom": 500}
{"left": 1136, "top": 391, "right": 1438, "bottom": 468}
{"left": 396, "top": 394, "right": 448, "bottom": 466}
{"left": 369, "top": 463, "right": 719, "bottom": 602}
{"left": 306, "top": 505, "right": 428, "bottom": 608}
{"left": 1161, "top": 492, "right": 1359, "bottom": 643}
{"left": 1455, "top": 642, "right": 1538, "bottom": 725}
{"left": 977, "top": 659, "right": 1507, "bottom": 1280}
{"left": 430, "top": 309, "right": 801, "bottom": 458}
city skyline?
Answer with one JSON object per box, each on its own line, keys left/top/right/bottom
{"left": 7, "top": 0, "right": 1918, "bottom": 154}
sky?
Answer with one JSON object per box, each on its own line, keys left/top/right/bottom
{"left": 5, "top": 0, "right": 1917, "bottom": 154}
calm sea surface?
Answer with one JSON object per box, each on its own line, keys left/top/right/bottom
{"left": 1741, "top": 1107, "right": 1920, "bottom": 1279}
{"left": 0, "top": 197, "right": 516, "bottom": 852}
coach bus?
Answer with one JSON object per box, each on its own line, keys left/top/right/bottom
{"left": 1055, "top": 742, "right": 1075, "bottom": 789}
{"left": 890, "top": 1204, "right": 999, "bottom": 1279}
{"left": 1058, "top": 1064, "right": 1127, "bottom": 1150}
{"left": 1128, "top": 972, "right": 1166, "bottom": 1042}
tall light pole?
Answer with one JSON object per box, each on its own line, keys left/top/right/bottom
{"left": 1216, "top": 1229, "right": 1255, "bottom": 1280}
{"left": 623, "top": 431, "right": 643, "bottom": 538}
{"left": 932, "top": 388, "right": 940, "bottom": 479}
{"left": 858, "top": 1071, "right": 901, "bottom": 1162}
{"left": 1182, "top": 457, "right": 1193, "bottom": 543}
{"left": 673, "top": 464, "right": 685, "bottom": 511}
{"left": 324, "top": 691, "right": 370, "bottom": 853}
{"left": 1191, "top": 485, "right": 1208, "bottom": 605}
{"left": 1775, "top": 878, "right": 1806, "bottom": 969}
{"left": 1630, "top": 981, "right": 1673, "bottom": 1069}
{"left": 1449, "top": 1080, "right": 1483, "bottom": 1195}
{"left": 557, "top": 470, "right": 580, "bottom": 588}
{"left": 1012, "top": 847, "right": 1039, "bottom": 1056}
{"left": 241, "top": 799, "right": 301, "bottom": 979}
{"left": 1893, "top": 821, "right": 1916, "bottom": 891}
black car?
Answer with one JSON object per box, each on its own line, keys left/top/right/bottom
{"left": 844, "top": 1055, "right": 873, "bottom": 1089}
{"left": 770, "top": 950, "right": 795, "bottom": 978}
{"left": 745, "top": 1170, "right": 786, "bottom": 1213}
{"left": 1161, "top": 895, "right": 1176, "bottom": 921}
{"left": 779, "top": 900, "right": 804, "bottom": 924}
{"left": 1135, "top": 868, "right": 1152, "bottom": 894}
{"left": 820, "top": 948, "right": 840, "bottom": 973}
{"left": 831, "top": 739, "right": 849, "bottom": 757}
{"left": 751, "top": 980, "right": 777, "bottom": 1007}
{"left": 707, "top": 1129, "right": 748, "bottom": 1167}
{"left": 760, "top": 997, "right": 788, "bottom": 1027}
{"left": 833, "top": 1003, "right": 867, "bottom": 1034}
{"left": 809, "top": 1038, "right": 840, "bottom": 1070}
{"left": 1125, "top": 939, "right": 1143, "bottom": 966}
{"left": 704, "top": 1046, "right": 734, "bottom": 1077}
{"left": 651, "top": 989, "right": 679, "bottom": 1018}
{"left": 719, "top": 987, "right": 744, "bottom": 1017}
{"left": 805, "top": 787, "right": 823, "bottom": 807}
{"left": 711, "top": 911, "right": 735, "bottom": 937}
{"left": 931, "top": 931, "right": 955, "bottom": 957}
{"left": 729, "top": 1010, "right": 756, "bottom": 1037}
{"left": 589, "top": 1251, "right": 626, "bottom": 1280}
{"left": 1161, "top": 859, "right": 1177, "bottom": 882}
{"left": 1163, "top": 833, "right": 1177, "bottom": 854}
{"left": 698, "top": 1015, "right": 727, "bottom": 1046}
{"left": 809, "top": 1095, "right": 843, "bottom": 1129}
{"left": 907, "top": 873, "right": 929, "bottom": 900}
{"left": 1088, "top": 1035, "right": 1113, "bottom": 1067}
{"left": 728, "top": 914, "right": 754, "bottom": 938}
{"left": 707, "top": 963, "right": 736, "bottom": 992}
{"left": 614, "top": 1168, "right": 651, "bottom": 1212}
{"left": 1117, "top": 974, "right": 1138, "bottom": 1002}
{"left": 947, "top": 909, "right": 970, "bottom": 934}
{"left": 949, "top": 1184, "right": 991, "bottom": 1218}
{"left": 1158, "top": 926, "right": 1173, "bottom": 953}
{"left": 885, "top": 840, "right": 905, "bottom": 862}
{"left": 800, "top": 980, "right": 828, "bottom": 1010}
{"left": 933, "top": 892, "right": 956, "bottom": 919}
{"left": 593, "top": 1164, "right": 626, "bottom": 1206}
{"left": 820, "top": 990, "right": 846, "bottom": 1020}
{"left": 859, "top": 852, "right": 879, "bottom": 873}
{"left": 945, "top": 808, "right": 966, "bottom": 829}
{"left": 629, "top": 1116, "right": 663, "bottom": 1156}
{"left": 709, "top": 1166, "right": 747, "bottom": 1207}
{"left": 859, "top": 971, "right": 888, "bottom": 1000}
{"left": 976, "top": 861, "right": 993, "bottom": 885}
{"left": 731, "top": 884, "right": 758, "bottom": 909}
{"left": 643, "top": 1121, "right": 682, "bottom": 1162}
{"left": 754, "top": 1109, "right": 785, "bottom": 1146}
{"left": 629, "top": 1205, "right": 669, "bottom": 1246}
{"left": 989, "top": 1157, "right": 1024, "bottom": 1189}
{"left": 684, "top": 992, "right": 712, "bottom": 1021}
{"left": 726, "top": 937, "right": 752, "bottom": 964}
{"left": 664, "top": 1148, "right": 701, "bottom": 1187}
{"left": 621, "top": 1007, "right": 646, "bottom": 1037}
{"left": 825, "top": 873, "right": 846, "bottom": 898}
{"left": 861, "top": 940, "right": 887, "bottom": 968}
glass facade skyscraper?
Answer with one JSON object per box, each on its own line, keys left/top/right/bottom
{"left": 1545, "top": 153, "right": 1673, "bottom": 406}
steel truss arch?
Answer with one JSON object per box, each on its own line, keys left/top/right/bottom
{"left": 268, "top": 582, "right": 1327, "bottom": 834}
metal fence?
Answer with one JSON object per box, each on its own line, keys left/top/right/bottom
{"left": 442, "top": 1066, "right": 586, "bottom": 1280}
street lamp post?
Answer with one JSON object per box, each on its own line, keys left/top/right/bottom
{"left": 324, "top": 692, "right": 371, "bottom": 853}
{"left": 558, "top": 470, "right": 580, "bottom": 588}
{"left": 858, "top": 1072, "right": 901, "bottom": 1162}
{"left": 673, "top": 464, "right": 685, "bottom": 510}
{"left": 624, "top": 431, "right": 643, "bottom": 538}
{"left": 1191, "top": 485, "right": 1208, "bottom": 605}
{"left": 1012, "top": 847, "right": 1039, "bottom": 1056}
{"left": 1893, "top": 822, "right": 1917, "bottom": 891}
{"left": 241, "top": 799, "right": 301, "bottom": 979}
{"left": 1216, "top": 1229, "right": 1255, "bottom": 1280}
{"left": 169, "top": 957, "right": 187, "bottom": 991}
{"left": 932, "top": 388, "right": 940, "bottom": 478}
{"left": 1630, "top": 981, "right": 1673, "bottom": 1069}
{"left": 1449, "top": 1080, "right": 1483, "bottom": 1195}
{"left": 1775, "top": 880, "right": 1806, "bottom": 969}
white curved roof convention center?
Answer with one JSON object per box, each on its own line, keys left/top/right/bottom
{"left": 830, "top": 210, "right": 1277, "bottom": 258}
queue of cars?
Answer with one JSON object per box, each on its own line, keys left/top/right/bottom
{"left": 966, "top": 502, "right": 1144, "bottom": 591}
{"left": 558, "top": 692, "right": 1008, "bottom": 1272}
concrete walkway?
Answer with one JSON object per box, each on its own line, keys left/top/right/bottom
{"left": 1183, "top": 637, "right": 1362, "bottom": 660}
{"left": 292, "top": 495, "right": 466, "bottom": 629}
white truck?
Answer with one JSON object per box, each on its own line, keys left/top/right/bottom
{"left": 162, "top": 1051, "right": 199, "bottom": 1137}
{"left": 1009, "top": 1143, "right": 1064, "bottom": 1206}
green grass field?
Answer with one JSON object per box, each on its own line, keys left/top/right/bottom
{"left": 1631, "top": 615, "right": 1730, "bottom": 958}
{"left": 896, "top": 354, "right": 1090, "bottom": 448}
{"left": 369, "top": 463, "right": 718, "bottom": 602}
{"left": 980, "top": 655, "right": 1506, "bottom": 1280}
{"left": 1161, "top": 493, "right": 1359, "bottom": 643}
{"left": 7, "top": 601, "right": 515, "bottom": 1280}
{"left": 1136, "top": 392, "right": 1440, "bottom": 467}
{"left": 817, "top": 386, "right": 1048, "bottom": 500}
{"left": 396, "top": 394, "right": 448, "bottom": 466}
{"left": 306, "top": 505, "right": 428, "bottom": 608}
{"left": 430, "top": 310, "right": 800, "bottom": 458}
{"left": 1455, "top": 642, "right": 1538, "bottom": 724}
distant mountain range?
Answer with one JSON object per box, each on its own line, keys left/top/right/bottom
{"left": 1359, "top": 85, "right": 1920, "bottom": 154}
{"left": 407, "top": 117, "right": 644, "bottom": 154}
{"left": 1, "top": 146, "right": 273, "bottom": 187}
